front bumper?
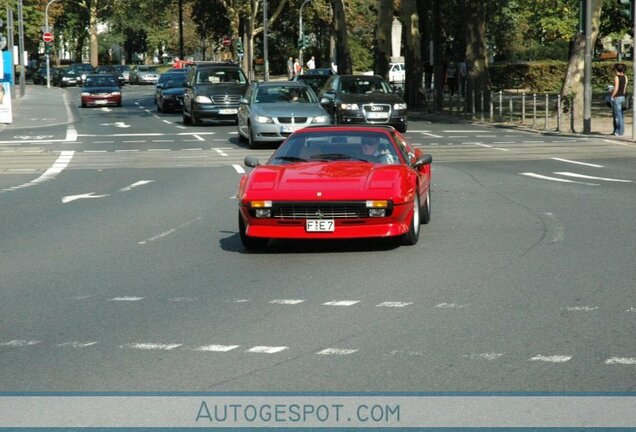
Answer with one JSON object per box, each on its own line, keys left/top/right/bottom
{"left": 250, "top": 117, "right": 330, "bottom": 142}
{"left": 82, "top": 95, "right": 121, "bottom": 107}
{"left": 193, "top": 103, "right": 239, "bottom": 119}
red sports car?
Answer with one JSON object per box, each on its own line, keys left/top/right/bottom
{"left": 237, "top": 125, "right": 433, "bottom": 249}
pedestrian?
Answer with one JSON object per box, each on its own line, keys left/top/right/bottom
{"left": 610, "top": 62, "right": 628, "bottom": 137}
{"left": 287, "top": 57, "right": 294, "bottom": 80}
{"left": 306, "top": 56, "right": 316, "bottom": 70}
{"left": 294, "top": 58, "right": 302, "bottom": 76}
{"left": 458, "top": 60, "right": 467, "bottom": 97}
{"left": 423, "top": 61, "right": 433, "bottom": 91}
{"left": 446, "top": 61, "right": 457, "bottom": 95}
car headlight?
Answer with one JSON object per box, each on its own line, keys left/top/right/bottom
{"left": 251, "top": 200, "right": 272, "bottom": 218}
{"left": 393, "top": 102, "right": 407, "bottom": 110}
{"left": 111, "top": 91, "right": 121, "bottom": 96}
{"left": 311, "top": 115, "right": 330, "bottom": 123}
{"left": 340, "top": 103, "right": 359, "bottom": 110}
{"left": 254, "top": 116, "right": 273, "bottom": 124}
{"left": 81, "top": 92, "right": 90, "bottom": 96}
{"left": 195, "top": 95, "right": 212, "bottom": 103}
{"left": 367, "top": 200, "right": 389, "bottom": 217}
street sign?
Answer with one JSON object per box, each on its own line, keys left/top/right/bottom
{"left": 42, "top": 32, "right": 53, "bottom": 43}
{"left": 222, "top": 36, "right": 231, "bottom": 47}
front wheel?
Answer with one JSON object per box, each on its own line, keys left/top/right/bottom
{"left": 420, "top": 188, "right": 431, "bottom": 224}
{"left": 239, "top": 212, "right": 269, "bottom": 250}
{"left": 401, "top": 193, "right": 420, "bottom": 245}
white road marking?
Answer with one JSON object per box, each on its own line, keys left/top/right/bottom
{"left": 138, "top": 217, "right": 203, "bottom": 245}
{"left": 233, "top": 164, "right": 245, "bottom": 174}
{"left": 109, "top": 296, "right": 145, "bottom": 302}
{"left": 193, "top": 134, "right": 205, "bottom": 141}
{"left": 605, "top": 357, "right": 636, "bottom": 365}
{"left": 93, "top": 141, "right": 114, "bottom": 144}
{"left": 183, "top": 148, "right": 203, "bottom": 151}
{"left": 544, "top": 212, "right": 564, "bottom": 242}
{"left": 65, "top": 126, "right": 78, "bottom": 142}
{"left": 493, "top": 147, "right": 510, "bottom": 152}
{"left": 551, "top": 158, "right": 603, "bottom": 168}
{"left": 115, "top": 149, "right": 139, "bottom": 152}
{"left": 269, "top": 299, "right": 306, "bottom": 305}
{"left": 148, "top": 148, "right": 171, "bottom": 152}
{"left": 151, "top": 140, "right": 174, "bottom": 143}
{"left": 71, "top": 295, "right": 91, "bottom": 300}
{"left": 214, "top": 148, "right": 228, "bottom": 156}
{"left": 420, "top": 132, "right": 443, "bottom": 138}
{"left": 194, "top": 345, "right": 240, "bottom": 352}
{"left": 83, "top": 150, "right": 107, "bottom": 153}
{"left": 462, "top": 353, "right": 505, "bottom": 360}
{"left": 562, "top": 306, "right": 599, "bottom": 312}
{"left": 493, "top": 141, "right": 513, "bottom": 144}
{"left": 442, "top": 130, "right": 484, "bottom": 133}
{"left": 435, "top": 302, "right": 470, "bottom": 309}
{"left": 0, "top": 340, "right": 41, "bottom": 347}
{"left": 169, "top": 297, "right": 198, "bottom": 302}
{"left": 553, "top": 172, "right": 633, "bottom": 183}
{"left": 100, "top": 122, "right": 131, "bottom": 128}
{"left": 520, "top": 173, "right": 599, "bottom": 186}
{"left": 317, "top": 348, "right": 358, "bottom": 355}
{"left": 229, "top": 298, "right": 250, "bottom": 303}
{"left": 246, "top": 346, "right": 289, "bottom": 354}
{"left": 162, "top": 120, "right": 172, "bottom": 124}
{"left": 57, "top": 341, "right": 98, "bottom": 348}
{"left": 376, "top": 302, "right": 413, "bottom": 308}
{"left": 529, "top": 355, "right": 572, "bottom": 363}
{"left": 122, "top": 140, "right": 145, "bottom": 144}
{"left": 62, "top": 192, "right": 109, "bottom": 204}
{"left": 474, "top": 143, "right": 492, "bottom": 148}
{"left": 120, "top": 180, "right": 155, "bottom": 192}
{"left": 323, "top": 300, "right": 360, "bottom": 307}
{"left": 123, "top": 343, "right": 182, "bottom": 350}
{"left": 626, "top": 307, "right": 636, "bottom": 313}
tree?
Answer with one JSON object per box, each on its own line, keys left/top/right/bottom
{"left": 561, "top": 0, "right": 603, "bottom": 130}
{"left": 400, "top": 0, "right": 423, "bottom": 108}
{"left": 464, "top": 0, "right": 490, "bottom": 113}
{"left": 374, "top": 0, "right": 392, "bottom": 79}
{"left": 331, "top": 0, "right": 351, "bottom": 74}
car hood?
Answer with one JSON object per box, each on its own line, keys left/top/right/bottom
{"left": 251, "top": 103, "right": 328, "bottom": 117}
{"left": 337, "top": 93, "right": 404, "bottom": 104}
{"left": 244, "top": 163, "right": 412, "bottom": 203}
{"left": 194, "top": 83, "right": 247, "bottom": 95}
{"left": 162, "top": 87, "right": 185, "bottom": 96}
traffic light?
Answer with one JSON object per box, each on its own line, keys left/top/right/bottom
{"left": 235, "top": 38, "right": 243, "bottom": 54}
{"left": 618, "top": 0, "right": 633, "bottom": 20}
{"left": 297, "top": 34, "right": 309, "bottom": 49}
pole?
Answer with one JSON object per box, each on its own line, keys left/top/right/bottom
{"left": 17, "top": 0, "right": 24, "bottom": 97}
{"left": 583, "top": 0, "right": 592, "bottom": 134}
{"left": 178, "top": 0, "right": 184, "bottom": 59}
{"left": 263, "top": 0, "right": 269, "bottom": 81}
{"left": 299, "top": 0, "right": 311, "bottom": 71}
{"left": 45, "top": 0, "right": 59, "bottom": 89}
{"left": 632, "top": 7, "right": 636, "bottom": 140}
{"left": 7, "top": 8, "right": 14, "bottom": 96}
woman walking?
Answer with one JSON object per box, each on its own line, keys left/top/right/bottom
{"left": 610, "top": 63, "right": 628, "bottom": 137}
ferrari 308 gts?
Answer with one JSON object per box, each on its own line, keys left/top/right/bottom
{"left": 237, "top": 125, "right": 432, "bottom": 249}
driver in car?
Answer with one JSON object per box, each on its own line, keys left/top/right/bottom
{"left": 360, "top": 135, "right": 396, "bottom": 164}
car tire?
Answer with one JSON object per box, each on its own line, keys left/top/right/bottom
{"left": 237, "top": 125, "right": 247, "bottom": 143}
{"left": 396, "top": 123, "right": 407, "bottom": 133}
{"left": 420, "top": 187, "right": 431, "bottom": 224}
{"left": 402, "top": 193, "right": 420, "bottom": 245}
{"left": 192, "top": 111, "right": 201, "bottom": 126}
{"left": 247, "top": 125, "right": 258, "bottom": 149}
{"left": 238, "top": 212, "right": 269, "bottom": 250}
{"left": 183, "top": 109, "right": 192, "bottom": 125}
{"left": 157, "top": 101, "right": 163, "bottom": 112}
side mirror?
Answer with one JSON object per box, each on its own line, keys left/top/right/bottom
{"left": 244, "top": 156, "right": 260, "bottom": 167}
{"left": 320, "top": 96, "right": 333, "bottom": 105}
{"left": 412, "top": 154, "right": 433, "bottom": 168}
{"left": 239, "top": 98, "right": 249, "bottom": 105}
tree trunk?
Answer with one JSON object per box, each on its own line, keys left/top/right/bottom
{"left": 400, "top": 0, "right": 423, "bottom": 109}
{"left": 89, "top": 0, "right": 98, "bottom": 67}
{"left": 375, "top": 0, "right": 393, "bottom": 80}
{"left": 464, "top": 0, "right": 490, "bottom": 114}
{"left": 331, "top": 0, "right": 351, "bottom": 74}
{"left": 560, "top": 0, "right": 603, "bottom": 131}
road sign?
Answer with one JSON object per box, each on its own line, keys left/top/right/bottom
{"left": 42, "top": 32, "right": 53, "bottom": 43}
{"left": 222, "top": 36, "right": 231, "bottom": 47}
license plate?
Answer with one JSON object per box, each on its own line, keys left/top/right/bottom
{"left": 219, "top": 108, "right": 238, "bottom": 115}
{"left": 306, "top": 219, "right": 335, "bottom": 232}
{"left": 95, "top": 100, "right": 107, "bottom": 105}
{"left": 281, "top": 126, "right": 301, "bottom": 133}
{"left": 367, "top": 112, "right": 388, "bottom": 119}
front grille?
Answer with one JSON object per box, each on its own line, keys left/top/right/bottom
{"left": 277, "top": 117, "right": 308, "bottom": 124}
{"left": 210, "top": 94, "right": 241, "bottom": 104}
{"left": 362, "top": 104, "right": 390, "bottom": 113}
{"left": 271, "top": 202, "right": 367, "bottom": 219}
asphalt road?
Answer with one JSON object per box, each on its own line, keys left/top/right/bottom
{"left": 0, "top": 84, "right": 634, "bottom": 392}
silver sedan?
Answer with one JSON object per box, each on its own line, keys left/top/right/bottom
{"left": 237, "top": 82, "right": 331, "bottom": 149}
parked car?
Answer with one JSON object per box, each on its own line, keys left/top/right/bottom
{"left": 31, "top": 67, "right": 47, "bottom": 85}
{"left": 69, "top": 63, "right": 94, "bottom": 85}
{"left": 237, "top": 81, "right": 330, "bottom": 148}
{"left": 318, "top": 74, "right": 408, "bottom": 132}
{"left": 114, "top": 65, "right": 131, "bottom": 83}
{"left": 130, "top": 65, "right": 160, "bottom": 84}
{"left": 94, "top": 65, "right": 125, "bottom": 86}
{"left": 292, "top": 73, "right": 331, "bottom": 95}
{"left": 182, "top": 61, "right": 249, "bottom": 126}
{"left": 156, "top": 74, "right": 187, "bottom": 112}
{"left": 237, "top": 125, "right": 433, "bottom": 249}
{"left": 388, "top": 62, "right": 405, "bottom": 84}
{"left": 80, "top": 74, "right": 122, "bottom": 107}
{"left": 305, "top": 68, "right": 336, "bottom": 76}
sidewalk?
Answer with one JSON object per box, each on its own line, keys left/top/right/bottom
{"left": 0, "top": 85, "right": 72, "bottom": 132}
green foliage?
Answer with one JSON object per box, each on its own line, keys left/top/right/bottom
{"left": 490, "top": 60, "right": 632, "bottom": 92}
{"left": 349, "top": 37, "right": 373, "bottom": 72}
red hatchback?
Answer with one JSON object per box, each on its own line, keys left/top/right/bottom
{"left": 80, "top": 74, "right": 122, "bottom": 107}
{"left": 237, "top": 125, "right": 432, "bottom": 249}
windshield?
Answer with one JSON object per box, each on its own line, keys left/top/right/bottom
{"left": 254, "top": 85, "right": 317, "bottom": 104}
{"left": 271, "top": 131, "right": 399, "bottom": 165}
{"left": 196, "top": 68, "right": 247, "bottom": 84}
{"left": 164, "top": 78, "right": 186, "bottom": 89}
{"left": 84, "top": 76, "right": 117, "bottom": 87}
{"left": 340, "top": 77, "right": 392, "bottom": 94}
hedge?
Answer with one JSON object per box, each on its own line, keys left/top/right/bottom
{"left": 489, "top": 61, "right": 632, "bottom": 93}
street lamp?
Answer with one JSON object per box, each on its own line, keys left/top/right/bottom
{"left": 45, "top": 0, "right": 60, "bottom": 89}
{"left": 299, "top": 0, "right": 311, "bottom": 70}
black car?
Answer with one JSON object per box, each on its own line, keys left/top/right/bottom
{"left": 69, "top": 63, "right": 94, "bottom": 85}
{"left": 156, "top": 74, "right": 187, "bottom": 112}
{"left": 52, "top": 68, "right": 78, "bottom": 87}
{"left": 32, "top": 67, "right": 48, "bottom": 85}
{"left": 154, "top": 72, "right": 189, "bottom": 105}
{"left": 94, "top": 65, "right": 126, "bottom": 86}
{"left": 182, "top": 61, "right": 249, "bottom": 126}
{"left": 318, "top": 74, "right": 408, "bottom": 132}
{"left": 292, "top": 74, "right": 331, "bottom": 95}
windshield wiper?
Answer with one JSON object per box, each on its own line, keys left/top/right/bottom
{"left": 274, "top": 156, "right": 308, "bottom": 163}
{"left": 311, "top": 153, "right": 370, "bottom": 162}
